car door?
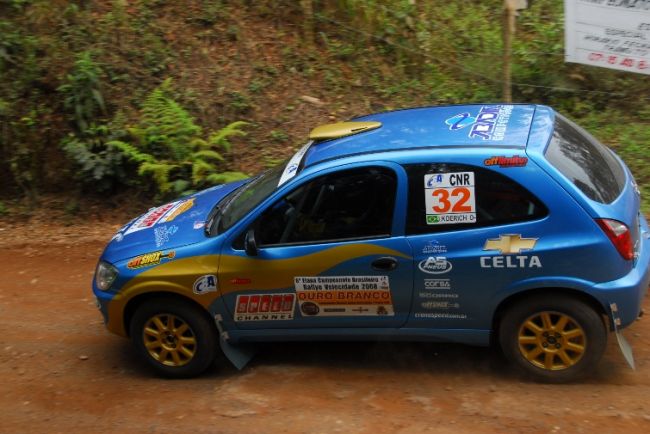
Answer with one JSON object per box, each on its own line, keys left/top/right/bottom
{"left": 402, "top": 162, "right": 550, "bottom": 331}
{"left": 218, "top": 163, "right": 414, "bottom": 330}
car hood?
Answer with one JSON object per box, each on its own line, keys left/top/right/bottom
{"left": 102, "top": 180, "right": 247, "bottom": 264}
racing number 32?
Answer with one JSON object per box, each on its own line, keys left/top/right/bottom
{"left": 431, "top": 187, "right": 472, "bottom": 213}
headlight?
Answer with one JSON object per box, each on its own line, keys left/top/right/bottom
{"left": 95, "top": 261, "right": 119, "bottom": 291}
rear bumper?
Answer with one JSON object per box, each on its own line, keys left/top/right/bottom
{"left": 591, "top": 215, "right": 650, "bottom": 329}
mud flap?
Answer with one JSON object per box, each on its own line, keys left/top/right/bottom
{"left": 610, "top": 303, "right": 635, "bottom": 370}
{"left": 214, "top": 314, "right": 256, "bottom": 370}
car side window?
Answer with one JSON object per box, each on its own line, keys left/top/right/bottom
{"left": 405, "top": 163, "right": 547, "bottom": 235}
{"left": 254, "top": 167, "right": 397, "bottom": 246}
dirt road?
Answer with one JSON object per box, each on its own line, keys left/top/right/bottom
{"left": 1, "top": 222, "right": 650, "bottom": 434}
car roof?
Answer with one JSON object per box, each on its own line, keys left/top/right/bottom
{"left": 302, "top": 104, "right": 551, "bottom": 169}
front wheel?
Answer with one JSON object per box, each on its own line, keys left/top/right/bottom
{"left": 130, "top": 298, "right": 218, "bottom": 378}
{"left": 498, "top": 295, "right": 607, "bottom": 383}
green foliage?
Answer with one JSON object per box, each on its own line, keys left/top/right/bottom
{"left": 0, "top": 201, "right": 7, "bottom": 216}
{"left": 2, "top": 0, "right": 650, "bottom": 211}
{"left": 111, "top": 79, "right": 249, "bottom": 197}
{"left": 60, "top": 120, "right": 132, "bottom": 192}
{"left": 228, "top": 91, "right": 252, "bottom": 114}
{"left": 57, "top": 52, "right": 105, "bottom": 132}
{"left": 270, "top": 129, "right": 289, "bottom": 143}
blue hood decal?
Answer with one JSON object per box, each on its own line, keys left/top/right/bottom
{"left": 102, "top": 180, "right": 247, "bottom": 263}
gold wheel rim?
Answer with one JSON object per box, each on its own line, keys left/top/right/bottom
{"left": 143, "top": 314, "right": 197, "bottom": 367}
{"left": 517, "top": 311, "right": 586, "bottom": 371}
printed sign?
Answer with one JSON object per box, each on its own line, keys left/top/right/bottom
{"left": 424, "top": 172, "right": 476, "bottom": 225}
{"left": 418, "top": 257, "right": 453, "bottom": 274}
{"left": 565, "top": 0, "right": 650, "bottom": 75}
{"left": 127, "top": 250, "right": 175, "bottom": 269}
{"left": 422, "top": 240, "right": 447, "bottom": 254}
{"left": 419, "top": 292, "right": 459, "bottom": 299}
{"left": 445, "top": 105, "right": 514, "bottom": 141}
{"left": 480, "top": 234, "right": 542, "bottom": 268}
{"left": 125, "top": 198, "right": 195, "bottom": 235}
{"left": 421, "top": 301, "right": 460, "bottom": 310}
{"left": 234, "top": 293, "right": 295, "bottom": 321}
{"left": 484, "top": 155, "right": 528, "bottom": 168}
{"left": 424, "top": 279, "right": 451, "bottom": 289}
{"left": 160, "top": 198, "right": 194, "bottom": 223}
{"left": 278, "top": 142, "right": 311, "bottom": 187}
{"left": 193, "top": 275, "right": 217, "bottom": 295}
{"left": 154, "top": 225, "right": 178, "bottom": 248}
{"left": 294, "top": 276, "right": 394, "bottom": 317}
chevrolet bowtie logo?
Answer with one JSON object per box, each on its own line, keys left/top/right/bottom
{"left": 483, "top": 234, "right": 537, "bottom": 254}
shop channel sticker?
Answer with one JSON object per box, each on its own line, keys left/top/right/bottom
{"left": 234, "top": 293, "right": 295, "bottom": 321}
{"left": 424, "top": 172, "right": 476, "bottom": 225}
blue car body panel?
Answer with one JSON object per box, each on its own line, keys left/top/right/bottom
{"left": 93, "top": 103, "right": 649, "bottom": 354}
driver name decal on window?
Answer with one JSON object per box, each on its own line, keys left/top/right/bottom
{"left": 424, "top": 172, "right": 476, "bottom": 225}
{"left": 294, "top": 276, "right": 394, "bottom": 317}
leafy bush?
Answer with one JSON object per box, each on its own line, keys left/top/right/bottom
{"left": 60, "top": 120, "right": 132, "bottom": 192}
{"left": 110, "top": 79, "right": 249, "bottom": 197}
{"left": 57, "top": 52, "right": 105, "bottom": 133}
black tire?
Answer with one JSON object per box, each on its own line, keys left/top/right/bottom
{"left": 130, "top": 297, "right": 218, "bottom": 378}
{"left": 498, "top": 294, "right": 607, "bottom": 383}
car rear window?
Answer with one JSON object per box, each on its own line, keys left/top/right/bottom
{"left": 545, "top": 114, "right": 625, "bottom": 204}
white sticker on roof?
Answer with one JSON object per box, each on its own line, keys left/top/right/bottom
{"left": 278, "top": 141, "right": 311, "bottom": 187}
{"left": 444, "top": 105, "right": 514, "bottom": 141}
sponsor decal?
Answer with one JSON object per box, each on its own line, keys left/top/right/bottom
{"left": 193, "top": 221, "right": 205, "bottom": 230}
{"left": 159, "top": 198, "right": 195, "bottom": 223}
{"left": 278, "top": 142, "right": 311, "bottom": 187}
{"left": 127, "top": 250, "right": 175, "bottom": 269}
{"left": 424, "top": 172, "right": 476, "bottom": 225}
{"left": 414, "top": 312, "right": 467, "bottom": 319}
{"left": 154, "top": 225, "right": 178, "bottom": 248}
{"left": 422, "top": 240, "right": 447, "bottom": 254}
{"left": 230, "top": 277, "right": 252, "bottom": 285}
{"left": 421, "top": 301, "right": 460, "bottom": 310}
{"left": 419, "top": 292, "right": 459, "bottom": 299}
{"left": 418, "top": 257, "right": 453, "bottom": 274}
{"left": 126, "top": 203, "right": 176, "bottom": 234}
{"left": 445, "top": 105, "right": 513, "bottom": 141}
{"left": 124, "top": 198, "right": 194, "bottom": 235}
{"left": 445, "top": 112, "right": 477, "bottom": 130}
{"left": 483, "top": 234, "right": 537, "bottom": 254}
{"left": 481, "top": 234, "right": 541, "bottom": 268}
{"left": 234, "top": 293, "right": 295, "bottom": 321}
{"left": 484, "top": 155, "right": 528, "bottom": 168}
{"left": 294, "top": 276, "right": 394, "bottom": 317}
{"left": 193, "top": 275, "right": 217, "bottom": 295}
{"left": 424, "top": 278, "right": 451, "bottom": 289}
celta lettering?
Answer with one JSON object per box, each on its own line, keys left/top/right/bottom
{"left": 480, "top": 255, "right": 542, "bottom": 268}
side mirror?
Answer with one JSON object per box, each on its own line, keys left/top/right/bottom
{"left": 244, "top": 228, "right": 258, "bottom": 256}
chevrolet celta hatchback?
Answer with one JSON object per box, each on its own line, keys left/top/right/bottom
{"left": 93, "top": 104, "right": 650, "bottom": 382}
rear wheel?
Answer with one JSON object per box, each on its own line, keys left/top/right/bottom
{"left": 130, "top": 298, "right": 218, "bottom": 378}
{"left": 499, "top": 295, "right": 607, "bottom": 383}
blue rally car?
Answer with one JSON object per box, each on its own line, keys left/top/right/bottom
{"left": 93, "top": 104, "right": 650, "bottom": 382}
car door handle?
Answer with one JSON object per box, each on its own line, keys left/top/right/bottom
{"left": 371, "top": 256, "right": 399, "bottom": 271}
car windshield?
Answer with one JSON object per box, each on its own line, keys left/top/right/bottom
{"left": 215, "top": 160, "right": 288, "bottom": 234}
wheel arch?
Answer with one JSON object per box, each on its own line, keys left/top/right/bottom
{"left": 123, "top": 291, "right": 215, "bottom": 338}
{"left": 491, "top": 287, "right": 608, "bottom": 344}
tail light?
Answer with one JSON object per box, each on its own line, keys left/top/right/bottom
{"left": 596, "top": 218, "right": 634, "bottom": 260}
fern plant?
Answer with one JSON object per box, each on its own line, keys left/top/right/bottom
{"left": 109, "top": 78, "right": 249, "bottom": 197}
